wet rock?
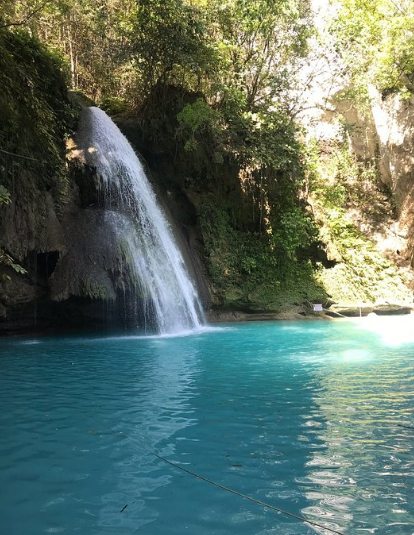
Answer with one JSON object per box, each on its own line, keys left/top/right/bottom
{"left": 330, "top": 305, "right": 374, "bottom": 317}
{"left": 372, "top": 303, "right": 412, "bottom": 315}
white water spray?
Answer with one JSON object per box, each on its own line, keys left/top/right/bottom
{"left": 81, "top": 107, "right": 205, "bottom": 335}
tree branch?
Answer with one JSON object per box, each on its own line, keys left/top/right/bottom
{"left": 0, "top": 148, "right": 40, "bottom": 162}
{"left": 0, "top": 0, "right": 52, "bottom": 30}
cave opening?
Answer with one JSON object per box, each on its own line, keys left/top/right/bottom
{"left": 26, "top": 251, "right": 59, "bottom": 284}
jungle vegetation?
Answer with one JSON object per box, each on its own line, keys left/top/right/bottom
{"left": 1, "top": 0, "right": 413, "bottom": 309}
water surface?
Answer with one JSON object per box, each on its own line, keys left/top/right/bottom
{"left": 1, "top": 317, "right": 414, "bottom": 534}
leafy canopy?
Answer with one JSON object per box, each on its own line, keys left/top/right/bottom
{"left": 330, "top": 0, "right": 414, "bottom": 96}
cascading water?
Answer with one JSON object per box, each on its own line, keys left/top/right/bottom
{"left": 80, "top": 106, "right": 205, "bottom": 335}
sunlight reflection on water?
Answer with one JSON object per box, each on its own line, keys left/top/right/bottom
{"left": 0, "top": 319, "right": 413, "bottom": 535}
{"left": 352, "top": 314, "right": 414, "bottom": 346}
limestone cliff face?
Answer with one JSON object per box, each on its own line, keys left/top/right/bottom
{"left": 0, "top": 172, "right": 68, "bottom": 331}
{"left": 343, "top": 90, "right": 414, "bottom": 278}
{"left": 304, "top": 84, "right": 414, "bottom": 297}
{"left": 368, "top": 90, "right": 414, "bottom": 268}
{"left": 0, "top": 111, "right": 209, "bottom": 334}
{"left": 0, "top": 159, "right": 124, "bottom": 332}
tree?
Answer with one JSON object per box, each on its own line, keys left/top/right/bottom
{"left": 1, "top": 0, "right": 134, "bottom": 101}
{"left": 209, "top": 0, "right": 312, "bottom": 107}
{"left": 1, "top": 0, "right": 317, "bottom": 264}
{"left": 173, "top": 0, "right": 313, "bottom": 244}
{"left": 128, "top": 0, "right": 215, "bottom": 101}
{"left": 330, "top": 0, "right": 414, "bottom": 96}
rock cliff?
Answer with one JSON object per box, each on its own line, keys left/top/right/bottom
{"left": 0, "top": 104, "right": 209, "bottom": 334}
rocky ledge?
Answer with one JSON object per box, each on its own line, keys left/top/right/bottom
{"left": 208, "top": 301, "right": 414, "bottom": 323}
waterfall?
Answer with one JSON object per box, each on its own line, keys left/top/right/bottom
{"left": 81, "top": 107, "right": 205, "bottom": 335}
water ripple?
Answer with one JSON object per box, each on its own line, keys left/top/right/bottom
{"left": 0, "top": 319, "right": 413, "bottom": 534}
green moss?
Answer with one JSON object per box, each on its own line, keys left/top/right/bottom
{"left": 0, "top": 27, "right": 76, "bottom": 204}
{"left": 316, "top": 225, "right": 410, "bottom": 304}
{"left": 308, "top": 136, "right": 411, "bottom": 305}
{"left": 82, "top": 278, "right": 112, "bottom": 300}
{"left": 197, "top": 197, "right": 326, "bottom": 311}
{"left": 100, "top": 96, "right": 128, "bottom": 115}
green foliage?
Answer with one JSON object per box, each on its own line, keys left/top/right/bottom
{"left": 330, "top": 0, "right": 414, "bottom": 96}
{"left": 0, "top": 185, "right": 26, "bottom": 278}
{"left": 0, "top": 249, "right": 27, "bottom": 278}
{"left": 0, "top": 186, "right": 11, "bottom": 206}
{"left": 308, "top": 136, "right": 410, "bottom": 304}
{"left": 100, "top": 96, "right": 128, "bottom": 115}
{"left": 273, "top": 206, "right": 318, "bottom": 261}
{"left": 175, "top": 93, "right": 307, "bottom": 242}
{"left": 316, "top": 211, "right": 408, "bottom": 303}
{"left": 9, "top": 0, "right": 313, "bottom": 111}
{"left": 130, "top": 0, "right": 215, "bottom": 99}
{"left": 170, "top": 0, "right": 312, "bottom": 181}
{"left": 163, "top": 1, "right": 315, "bottom": 298}
{"left": 197, "top": 198, "right": 323, "bottom": 310}
{"left": 210, "top": 0, "right": 312, "bottom": 107}
{"left": 307, "top": 132, "right": 384, "bottom": 215}
{"left": 177, "top": 98, "right": 221, "bottom": 151}
{"left": 0, "top": 25, "right": 74, "bottom": 280}
{"left": 0, "top": 26, "right": 74, "bottom": 198}
{"left": 1, "top": 0, "right": 135, "bottom": 102}
{"left": 161, "top": 0, "right": 319, "bottom": 307}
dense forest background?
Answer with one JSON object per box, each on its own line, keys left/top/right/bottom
{"left": 1, "top": 0, "right": 414, "bottom": 328}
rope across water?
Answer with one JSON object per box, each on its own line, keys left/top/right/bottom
{"left": 90, "top": 410, "right": 351, "bottom": 535}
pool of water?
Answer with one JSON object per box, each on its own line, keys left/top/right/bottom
{"left": 1, "top": 317, "right": 414, "bottom": 535}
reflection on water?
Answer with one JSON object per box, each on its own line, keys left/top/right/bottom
{"left": 0, "top": 319, "right": 414, "bottom": 535}
{"left": 0, "top": 335, "right": 205, "bottom": 535}
{"left": 299, "top": 318, "right": 414, "bottom": 535}
{"left": 93, "top": 338, "right": 202, "bottom": 532}
{"left": 355, "top": 314, "right": 414, "bottom": 347}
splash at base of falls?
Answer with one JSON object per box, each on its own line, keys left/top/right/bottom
{"left": 80, "top": 107, "right": 205, "bottom": 335}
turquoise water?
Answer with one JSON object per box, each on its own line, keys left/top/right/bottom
{"left": 1, "top": 317, "right": 414, "bottom": 535}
